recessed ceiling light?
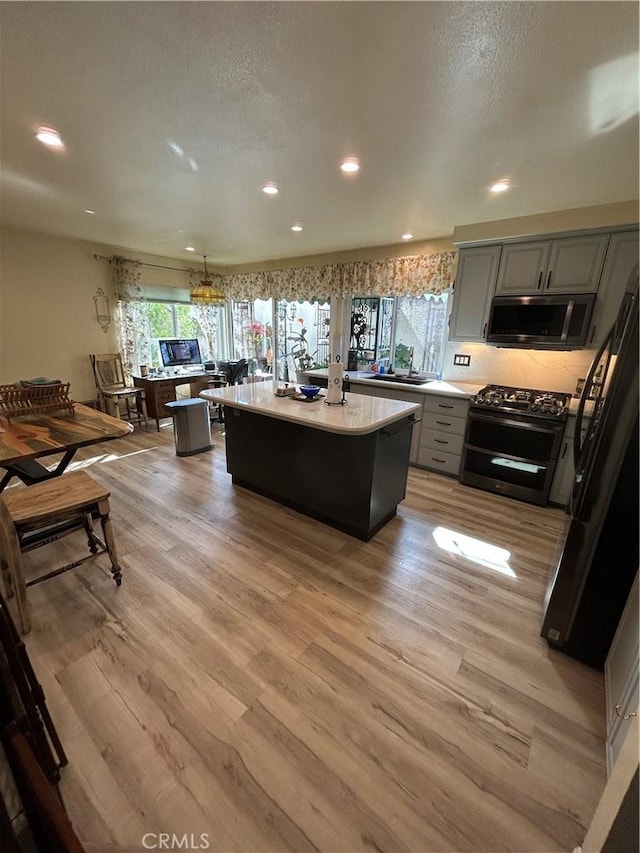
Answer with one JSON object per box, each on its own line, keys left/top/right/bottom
{"left": 185, "top": 245, "right": 195, "bottom": 252}
{"left": 490, "top": 179, "right": 510, "bottom": 193}
{"left": 402, "top": 233, "right": 413, "bottom": 240}
{"left": 262, "top": 182, "right": 279, "bottom": 195}
{"left": 340, "top": 158, "right": 360, "bottom": 174}
{"left": 35, "top": 126, "right": 64, "bottom": 148}
{"left": 291, "top": 223, "right": 303, "bottom": 232}
{"left": 84, "top": 209, "right": 95, "bottom": 215}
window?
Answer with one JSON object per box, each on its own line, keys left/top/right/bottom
{"left": 230, "top": 299, "right": 273, "bottom": 372}
{"left": 228, "top": 298, "right": 331, "bottom": 380}
{"left": 123, "top": 294, "right": 225, "bottom": 369}
{"left": 349, "top": 297, "right": 395, "bottom": 369}
{"left": 146, "top": 302, "right": 224, "bottom": 367}
{"left": 348, "top": 294, "right": 448, "bottom": 376}
{"left": 276, "top": 299, "right": 331, "bottom": 381}
{"left": 393, "top": 294, "right": 448, "bottom": 376}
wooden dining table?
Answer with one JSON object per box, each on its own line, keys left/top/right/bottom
{"left": 0, "top": 403, "right": 133, "bottom": 492}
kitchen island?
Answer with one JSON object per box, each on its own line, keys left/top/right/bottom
{"left": 200, "top": 382, "right": 421, "bottom": 540}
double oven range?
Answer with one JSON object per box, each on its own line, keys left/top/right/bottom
{"left": 460, "top": 384, "right": 571, "bottom": 506}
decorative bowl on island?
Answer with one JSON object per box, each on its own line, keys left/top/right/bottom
{"left": 299, "top": 384, "right": 321, "bottom": 399}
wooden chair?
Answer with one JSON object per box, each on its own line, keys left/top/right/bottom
{"left": 90, "top": 353, "right": 148, "bottom": 430}
{"left": 0, "top": 472, "right": 123, "bottom": 634}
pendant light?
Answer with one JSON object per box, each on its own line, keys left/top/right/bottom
{"left": 190, "top": 255, "right": 225, "bottom": 306}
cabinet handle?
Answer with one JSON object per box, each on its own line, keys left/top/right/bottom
{"left": 589, "top": 324, "right": 597, "bottom": 344}
{"left": 436, "top": 420, "right": 452, "bottom": 426}
{"left": 482, "top": 322, "right": 487, "bottom": 337}
{"left": 561, "top": 441, "right": 567, "bottom": 459}
{"left": 615, "top": 705, "right": 638, "bottom": 720}
{"left": 432, "top": 457, "right": 446, "bottom": 464}
{"left": 537, "top": 271, "right": 543, "bottom": 290}
{"left": 434, "top": 438, "right": 448, "bottom": 444}
{"left": 546, "top": 270, "right": 552, "bottom": 289}
{"left": 438, "top": 404, "right": 454, "bottom": 409}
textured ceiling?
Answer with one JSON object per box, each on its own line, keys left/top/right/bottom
{"left": 1, "top": 2, "right": 638, "bottom": 266}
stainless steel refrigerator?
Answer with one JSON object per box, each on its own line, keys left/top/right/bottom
{"left": 541, "top": 271, "right": 639, "bottom": 668}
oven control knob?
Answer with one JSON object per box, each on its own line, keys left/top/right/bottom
{"left": 541, "top": 406, "right": 549, "bottom": 413}
{"left": 550, "top": 406, "right": 558, "bottom": 414}
{"left": 492, "top": 399, "right": 501, "bottom": 406}
{"left": 531, "top": 404, "right": 539, "bottom": 411}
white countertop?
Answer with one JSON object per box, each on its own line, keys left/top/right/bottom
{"left": 305, "top": 369, "right": 484, "bottom": 399}
{"left": 200, "top": 381, "right": 421, "bottom": 435}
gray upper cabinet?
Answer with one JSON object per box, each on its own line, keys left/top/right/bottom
{"left": 495, "top": 233, "right": 609, "bottom": 295}
{"left": 495, "top": 241, "right": 550, "bottom": 294}
{"left": 587, "top": 230, "right": 639, "bottom": 347}
{"left": 448, "top": 245, "right": 501, "bottom": 341}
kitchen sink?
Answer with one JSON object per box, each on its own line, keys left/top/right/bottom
{"left": 368, "top": 374, "right": 432, "bottom": 386}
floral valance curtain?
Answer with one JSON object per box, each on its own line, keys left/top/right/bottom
{"left": 220, "top": 252, "right": 456, "bottom": 301}
{"left": 122, "top": 251, "right": 453, "bottom": 305}
{"left": 112, "top": 256, "right": 144, "bottom": 301}
{"left": 111, "top": 256, "right": 150, "bottom": 378}
{"left": 106, "top": 250, "right": 454, "bottom": 374}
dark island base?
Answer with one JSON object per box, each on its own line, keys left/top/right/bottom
{"left": 223, "top": 406, "right": 416, "bottom": 541}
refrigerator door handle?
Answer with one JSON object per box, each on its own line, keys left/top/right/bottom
{"left": 573, "top": 324, "right": 614, "bottom": 471}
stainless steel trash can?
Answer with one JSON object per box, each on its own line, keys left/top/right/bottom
{"left": 164, "top": 399, "right": 212, "bottom": 457}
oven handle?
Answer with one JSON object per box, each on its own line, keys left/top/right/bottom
{"left": 464, "top": 444, "right": 555, "bottom": 465}
{"left": 468, "top": 411, "right": 564, "bottom": 435}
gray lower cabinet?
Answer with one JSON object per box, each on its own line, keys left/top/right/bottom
{"left": 605, "top": 571, "right": 639, "bottom": 775}
{"left": 448, "top": 245, "right": 501, "bottom": 341}
{"left": 588, "top": 229, "right": 639, "bottom": 347}
{"left": 416, "top": 396, "right": 468, "bottom": 475}
{"left": 349, "top": 384, "right": 423, "bottom": 463}
{"left": 495, "top": 233, "right": 609, "bottom": 295}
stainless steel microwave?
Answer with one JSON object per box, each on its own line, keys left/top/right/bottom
{"left": 486, "top": 293, "right": 596, "bottom": 349}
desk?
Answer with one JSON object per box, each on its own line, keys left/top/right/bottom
{"left": 133, "top": 373, "right": 225, "bottom": 431}
{"left": 0, "top": 403, "right": 133, "bottom": 492}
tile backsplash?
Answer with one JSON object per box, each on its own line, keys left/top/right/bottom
{"left": 442, "top": 341, "right": 594, "bottom": 394}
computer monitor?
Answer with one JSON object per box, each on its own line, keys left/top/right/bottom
{"left": 159, "top": 338, "right": 202, "bottom": 368}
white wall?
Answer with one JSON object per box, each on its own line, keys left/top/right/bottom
{"left": 1, "top": 226, "right": 118, "bottom": 401}
{"left": 452, "top": 200, "right": 639, "bottom": 245}
{"left": 442, "top": 340, "right": 594, "bottom": 394}
{"left": 0, "top": 226, "right": 206, "bottom": 401}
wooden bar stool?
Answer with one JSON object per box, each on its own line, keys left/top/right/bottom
{"left": 0, "top": 471, "right": 123, "bottom": 634}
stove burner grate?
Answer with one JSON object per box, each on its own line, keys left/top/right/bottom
{"left": 471, "top": 384, "right": 570, "bottom": 420}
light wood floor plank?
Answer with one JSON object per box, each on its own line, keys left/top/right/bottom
{"left": 5, "top": 425, "right": 607, "bottom": 852}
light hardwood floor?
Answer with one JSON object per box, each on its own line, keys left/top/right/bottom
{"left": 12, "top": 423, "right": 606, "bottom": 852}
